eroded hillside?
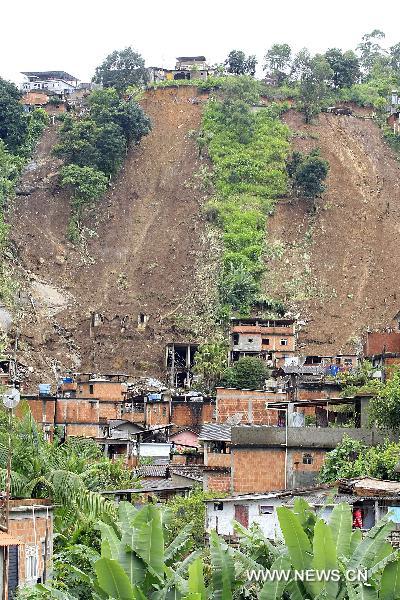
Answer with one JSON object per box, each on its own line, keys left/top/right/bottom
{"left": 10, "top": 87, "right": 218, "bottom": 387}
{"left": 266, "top": 109, "right": 400, "bottom": 355}
{"left": 8, "top": 90, "right": 400, "bottom": 388}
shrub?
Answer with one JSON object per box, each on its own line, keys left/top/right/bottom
{"left": 202, "top": 82, "right": 290, "bottom": 314}
{"left": 222, "top": 356, "right": 270, "bottom": 389}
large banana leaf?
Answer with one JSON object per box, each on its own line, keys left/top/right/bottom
{"left": 165, "top": 523, "right": 193, "bottom": 563}
{"left": 380, "top": 559, "right": 400, "bottom": 600}
{"left": 128, "top": 504, "right": 165, "bottom": 579}
{"left": 330, "top": 503, "right": 352, "bottom": 559}
{"left": 94, "top": 557, "right": 136, "bottom": 599}
{"left": 258, "top": 555, "right": 291, "bottom": 600}
{"left": 346, "top": 582, "right": 378, "bottom": 600}
{"left": 187, "top": 557, "right": 207, "bottom": 600}
{"left": 348, "top": 516, "right": 395, "bottom": 570}
{"left": 277, "top": 506, "right": 312, "bottom": 571}
{"left": 311, "top": 518, "right": 339, "bottom": 599}
{"left": 209, "top": 530, "right": 234, "bottom": 600}
{"left": 350, "top": 529, "right": 363, "bottom": 556}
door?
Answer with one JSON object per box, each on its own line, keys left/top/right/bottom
{"left": 234, "top": 504, "right": 249, "bottom": 529}
{"left": 8, "top": 545, "right": 19, "bottom": 599}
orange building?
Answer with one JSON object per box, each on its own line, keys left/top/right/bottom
{"left": 230, "top": 318, "right": 296, "bottom": 368}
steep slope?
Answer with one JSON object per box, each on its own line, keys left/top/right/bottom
{"left": 266, "top": 110, "right": 400, "bottom": 355}
{"left": 10, "top": 87, "right": 217, "bottom": 387}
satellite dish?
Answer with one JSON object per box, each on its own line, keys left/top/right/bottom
{"left": 3, "top": 388, "right": 20, "bottom": 409}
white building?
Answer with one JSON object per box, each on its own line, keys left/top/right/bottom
{"left": 205, "top": 478, "right": 400, "bottom": 540}
{"left": 20, "top": 71, "right": 78, "bottom": 96}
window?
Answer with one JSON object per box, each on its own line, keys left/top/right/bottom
{"left": 232, "top": 333, "right": 239, "bottom": 345}
{"left": 280, "top": 339, "right": 288, "bottom": 346}
{"left": 214, "top": 502, "right": 223, "bottom": 511}
{"left": 303, "top": 453, "right": 313, "bottom": 465}
{"left": 248, "top": 338, "right": 254, "bottom": 343}
{"left": 25, "top": 544, "right": 39, "bottom": 581}
{"left": 259, "top": 505, "right": 274, "bottom": 515}
{"left": 262, "top": 338, "right": 270, "bottom": 345}
{"left": 162, "top": 406, "right": 167, "bottom": 416}
{"left": 89, "top": 384, "right": 94, "bottom": 395}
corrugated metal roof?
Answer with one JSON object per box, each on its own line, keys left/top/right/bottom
{"left": 199, "top": 424, "right": 231, "bottom": 442}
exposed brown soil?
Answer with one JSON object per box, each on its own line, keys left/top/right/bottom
{"left": 266, "top": 110, "right": 400, "bottom": 355}
{"left": 10, "top": 87, "right": 215, "bottom": 388}
{"left": 8, "top": 93, "right": 400, "bottom": 387}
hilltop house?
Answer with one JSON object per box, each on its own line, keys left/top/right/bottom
{"left": 230, "top": 317, "right": 296, "bottom": 368}
{"left": 20, "top": 71, "right": 78, "bottom": 97}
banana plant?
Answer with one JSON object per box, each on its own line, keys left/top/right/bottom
{"left": 273, "top": 500, "right": 400, "bottom": 600}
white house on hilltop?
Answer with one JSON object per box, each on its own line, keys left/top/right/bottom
{"left": 20, "top": 71, "right": 78, "bottom": 97}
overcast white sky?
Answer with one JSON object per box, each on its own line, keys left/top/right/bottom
{"left": 2, "top": 0, "right": 399, "bottom": 84}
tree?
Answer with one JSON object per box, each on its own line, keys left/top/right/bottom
{"left": 88, "top": 88, "right": 151, "bottom": 145}
{"left": 0, "top": 409, "right": 130, "bottom": 539}
{"left": 389, "top": 42, "right": 400, "bottom": 74}
{"left": 369, "top": 368, "right": 400, "bottom": 430}
{"left": 93, "top": 47, "right": 148, "bottom": 92}
{"left": 0, "top": 77, "right": 27, "bottom": 152}
{"left": 193, "top": 341, "right": 228, "bottom": 392}
{"left": 222, "top": 356, "right": 270, "bottom": 389}
{"left": 225, "top": 50, "right": 257, "bottom": 76}
{"left": 60, "top": 164, "right": 108, "bottom": 240}
{"left": 264, "top": 43, "right": 292, "bottom": 84}
{"left": 357, "top": 30, "right": 387, "bottom": 78}
{"left": 220, "top": 263, "right": 260, "bottom": 312}
{"left": 319, "top": 435, "right": 400, "bottom": 483}
{"left": 166, "top": 486, "right": 225, "bottom": 548}
{"left": 299, "top": 54, "right": 333, "bottom": 123}
{"left": 28, "top": 499, "right": 400, "bottom": 600}
{"left": 324, "top": 48, "right": 360, "bottom": 88}
{"left": 289, "top": 149, "right": 329, "bottom": 200}
{"left": 290, "top": 47, "right": 312, "bottom": 81}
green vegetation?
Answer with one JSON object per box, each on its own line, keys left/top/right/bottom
{"left": 202, "top": 78, "right": 290, "bottom": 314}
{"left": 193, "top": 341, "right": 229, "bottom": 393}
{"left": 369, "top": 368, "right": 400, "bottom": 430}
{"left": 222, "top": 356, "right": 270, "bottom": 389}
{"left": 24, "top": 498, "right": 400, "bottom": 599}
{"left": 166, "top": 486, "right": 225, "bottom": 548}
{"left": 319, "top": 435, "right": 400, "bottom": 482}
{"left": 287, "top": 149, "right": 329, "bottom": 202}
{"left": 60, "top": 165, "right": 108, "bottom": 242}
{"left": 225, "top": 49, "right": 257, "bottom": 76}
{"left": 0, "top": 407, "right": 134, "bottom": 539}
{"left": 55, "top": 87, "right": 151, "bottom": 240}
{"left": 93, "top": 46, "right": 148, "bottom": 91}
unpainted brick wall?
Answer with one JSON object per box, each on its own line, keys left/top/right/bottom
{"left": 232, "top": 448, "right": 286, "bottom": 493}
{"left": 216, "top": 388, "right": 287, "bottom": 424}
{"left": 204, "top": 471, "right": 231, "bottom": 492}
{"left": 8, "top": 507, "right": 53, "bottom": 586}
